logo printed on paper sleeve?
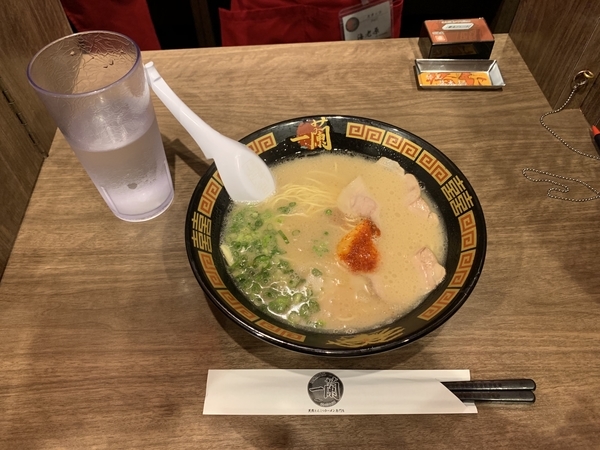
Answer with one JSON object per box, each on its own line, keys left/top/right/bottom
{"left": 307, "top": 372, "right": 344, "bottom": 407}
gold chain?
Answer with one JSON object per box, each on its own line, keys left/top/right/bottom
{"left": 522, "top": 70, "right": 598, "bottom": 202}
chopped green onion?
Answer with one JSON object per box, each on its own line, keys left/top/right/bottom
{"left": 223, "top": 203, "right": 324, "bottom": 329}
{"left": 278, "top": 230, "right": 289, "bottom": 244}
{"left": 307, "top": 299, "right": 320, "bottom": 313}
{"left": 268, "top": 296, "right": 291, "bottom": 314}
{"left": 312, "top": 243, "right": 328, "bottom": 257}
{"left": 299, "top": 303, "right": 310, "bottom": 318}
{"left": 311, "top": 268, "right": 322, "bottom": 277}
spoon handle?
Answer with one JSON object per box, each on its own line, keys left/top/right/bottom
{"left": 144, "top": 61, "right": 217, "bottom": 158}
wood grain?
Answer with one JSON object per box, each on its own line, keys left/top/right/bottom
{"left": 510, "top": 0, "right": 600, "bottom": 123}
{"left": 0, "top": 0, "right": 72, "bottom": 153}
{"left": 0, "top": 86, "right": 43, "bottom": 279}
{"left": 0, "top": 0, "right": 71, "bottom": 278}
{"left": 491, "top": 0, "right": 522, "bottom": 33}
{"left": 1, "top": 35, "right": 600, "bottom": 449}
{"left": 580, "top": 21, "right": 600, "bottom": 126}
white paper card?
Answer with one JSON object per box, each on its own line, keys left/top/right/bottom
{"left": 341, "top": 0, "right": 393, "bottom": 41}
{"left": 204, "top": 369, "right": 477, "bottom": 415}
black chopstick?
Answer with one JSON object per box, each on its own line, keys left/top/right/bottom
{"left": 442, "top": 378, "right": 536, "bottom": 391}
{"left": 451, "top": 390, "right": 536, "bottom": 402}
{"left": 442, "top": 379, "right": 536, "bottom": 403}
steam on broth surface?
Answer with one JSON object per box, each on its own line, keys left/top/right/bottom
{"left": 220, "top": 152, "right": 447, "bottom": 332}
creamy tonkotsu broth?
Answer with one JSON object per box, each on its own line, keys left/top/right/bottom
{"left": 220, "top": 152, "right": 447, "bottom": 332}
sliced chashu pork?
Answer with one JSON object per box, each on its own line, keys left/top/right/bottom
{"left": 335, "top": 161, "right": 445, "bottom": 296}
{"left": 336, "top": 176, "right": 380, "bottom": 224}
{"left": 365, "top": 246, "right": 446, "bottom": 301}
{"left": 376, "top": 157, "right": 439, "bottom": 223}
{"left": 414, "top": 246, "right": 446, "bottom": 293}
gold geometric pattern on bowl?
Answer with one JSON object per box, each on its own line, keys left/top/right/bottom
{"left": 418, "top": 288, "right": 459, "bottom": 321}
{"left": 255, "top": 319, "right": 307, "bottom": 342}
{"left": 417, "top": 150, "right": 452, "bottom": 185}
{"left": 327, "top": 326, "right": 405, "bottom": 347}
{"left": 198, "top": 250, "right": 225, "bottom": 289}
{"left": 458, "top": 210, "right": 477, "bottom": 250}
{"left": 198, "top": 177, "right": 222, "bottom": 217}
{"left": 248, "top": 132, "right": 277, "bottom": 155}
{"left": 383, "top": 132, "right": 423, "bottom": 160}
{"left": 346, "top": 122, "right": 424, "bottom": 161}
{"left": 346, "top": 122, "right": 386, "bottom": 144}
{"left": 449, "top": 249, "right": 477, "bottom": 288}
{"left": 218, "top": 289, "right": 260, "bottom": 322}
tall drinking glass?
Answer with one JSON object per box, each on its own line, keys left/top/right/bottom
{"left": 27, "top": 31, "right": 174, "bottom": 222}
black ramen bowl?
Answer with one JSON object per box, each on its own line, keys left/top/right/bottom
{"left": 185, "top": 115, "right": 486, "bottom": 357}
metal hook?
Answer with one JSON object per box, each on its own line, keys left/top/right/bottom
{"left": 572, "top": 70, "right": 594, "bottom": 90}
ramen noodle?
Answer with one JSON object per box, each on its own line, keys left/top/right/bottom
{"left": 220, "top": 153, "right": 447, "bottom": 332}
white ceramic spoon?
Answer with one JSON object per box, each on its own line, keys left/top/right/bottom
{"left": 144, "top": 62, "right": 275, "bottom": 203}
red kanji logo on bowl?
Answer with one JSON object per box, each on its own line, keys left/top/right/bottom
{"left": 291, "top": 117, "right": 332, "bottom": 150}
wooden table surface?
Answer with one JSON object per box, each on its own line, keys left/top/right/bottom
{"left": 2, "top": 34, "right": 600, "bottom": 449}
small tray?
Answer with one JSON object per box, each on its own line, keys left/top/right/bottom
{"left": 414, "top": 59, "right": 505, "bottom": 90}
